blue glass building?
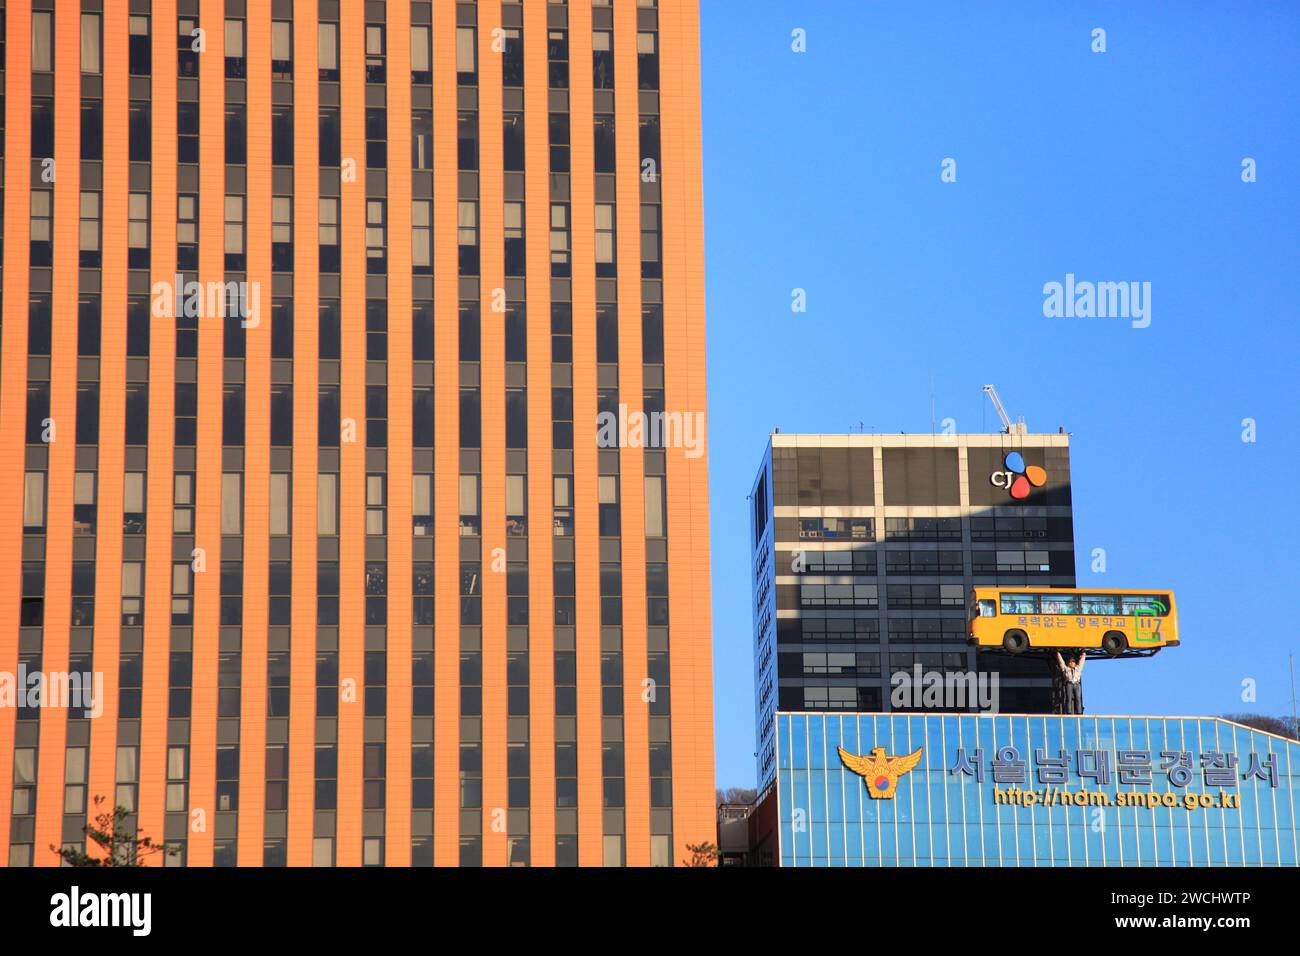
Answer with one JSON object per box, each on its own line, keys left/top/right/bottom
{"left": 774, "top": 713, "right": 1298, "bottom": 866}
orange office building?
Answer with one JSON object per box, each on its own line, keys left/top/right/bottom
{"left": 0, "top": 0, "right": 714, "bottom": 866}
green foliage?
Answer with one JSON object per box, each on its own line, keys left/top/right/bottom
{"left": 51, "top": 795, "right": 180, "bottom": 867}
{"left": 683, "top": 841, "right": 720, "bottom": 868}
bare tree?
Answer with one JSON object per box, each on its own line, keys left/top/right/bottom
{"left": 716, "top": 787, "right": 758, "bottom": 806}
{"left": 1223, "top": 714, "right": 1299, "bottom": 741}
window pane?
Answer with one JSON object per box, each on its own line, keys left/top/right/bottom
{"left": 644, "top": 476, "right": 665, "bottom": 537}
{"left": 505, "top": 475, "right": 525, "bottom": 516}
{"left": 317, "top": 474, "right": 338, "bottom": 536}
{"left": 270, "top": 473, "right": 290, "bottom": 536}
{"left": 456, "top": 27, "right": 475, "bottom": 73}
{"left": 81, "top": 15, "right": 102, "bottom": 74}
{"left": 318, "top": 23, "right": 338, "bottom": 70}
{"left": 272, "top": 21, "right": 292, "bottom": 61}
{"left": 221, "top": 474, "right": 242, "bottom": 535}
{"left": 23, "top": 473, "right": 45, "bottom": 528}
{"left": 411, "top": 26, "right": 431, "bottom": 71}
{"left": 459, "top": 476, "right": 479, "bottom": 515}
{"left": 224, "top": 20, "right": 244, "bottom": 57}
{"left": 73, "top": 472, "right": 96, "bottom": 505}
{"left": 33, "top": 13, "right": 53, "bottom": 72}
{"left": 122, "top": 562, "right": 143, "bottom": 597}
{"left": 413, "top": 475, "right": 432, "bottom": 516}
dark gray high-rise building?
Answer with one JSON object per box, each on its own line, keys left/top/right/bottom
{"left": 749, "top": 432, "right": 1075, "bottom": 786}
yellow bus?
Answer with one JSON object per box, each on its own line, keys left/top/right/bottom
{"left": 968, "top": 587, "right": 1180, "bottom": 657}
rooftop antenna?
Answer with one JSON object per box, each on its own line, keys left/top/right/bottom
{"left": 982, "top": 384, "right": 1027, "bottom": 436}
{"left": 930, "top": 374, "right": 936, "bottom": 433}
{"left": 1291, "top": 653, "right": 1298, "bottom": 739}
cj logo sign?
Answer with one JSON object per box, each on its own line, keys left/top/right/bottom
{"left": 990, "top": 452, "right": 1047, "bottom": 500}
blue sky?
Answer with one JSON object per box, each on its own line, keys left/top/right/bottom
{"left": 699, "top": 1, "right": 1300, "bottom": 788}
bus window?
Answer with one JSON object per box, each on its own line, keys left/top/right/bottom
{"left": 999, "top": 593, "right": 1037, "bottom": 615}
{"left": 1040, "top": 594, "right": 1078, "bottom": 615}
{"left": 1080, "top": 594, "right": 1119, "bottom": 615}
{"left": 1123, "top": 594, "right": 1169, "bottom": 616}
{"left": 978, "top": 599, "right": 997, "bottom": 618}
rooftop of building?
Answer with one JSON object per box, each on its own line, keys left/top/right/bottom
{"left": 769, "top": 431, "right": 1071, "bottom": 448}
{"left": 772, "top": 712, "right": 1300, "bottom": 746}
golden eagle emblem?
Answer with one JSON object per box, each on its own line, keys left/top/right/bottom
{"left": 838, "top": 745, "right": 923, "bottom": 799}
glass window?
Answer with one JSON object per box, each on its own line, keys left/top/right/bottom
{"left": 65, "top": 749, "right": 88, "bottom": 786}
{"left": 270, "top": 474, "right": 290, "bottom": 536}
{"left": 602, "top": 834, "right": 623, "bottom": 867}
{"left": 413, "top": 200, "right": 432, "bottom": 269}
{"left": 1080, "top": 594, "right": 1119, "bottom": 615}
{"left": 313, "top": 838, "right": 334, "bottom": 867}
{"left": 318, "top": 23, "right": 339, "bottom": 75}
{"left": 317, "top": 474, "right": 338, "bottom": 536}
{"left": 366, "top": 200, "right": 386, "bottom": 262}
{"left": 1039, "top": 593, "right": 1078, "bottom": 615}
{"left": 413, "top": 475, "right": 433, "bottom": 534}
{"left": 128, "top": 193, "right": 150, "bottom": 257}
{"left": 506, "top": 475, "right": 526, "bottom": 518}
{"left": 456, "top": 27, "right": 476, "bottom": 78}
{"left": 23, "top": 473, "right": 46, "bottom": 530}
{"left": 459, "top": 475, "right": 479, "bottom": 516}
{"left": 81, "top": 14, "right": 102, "bottom": 74}
{"left": 129, "top": 16, "right": 152, "bottom": 75}
{"left": 411, "top": 26, "right": 431, "bottom": 78}
{"left": 595, "top": 204, "right": 615, "bottom": 264}
{"left": 221, "top": 474, "right": 242, "bottom": 535}
{"left": 124, "top": 472, "right": 146, "bottom": 515}
{"left": 644, "top": 476, "right": 665, "bottom": 538}
{"left": 224, "top": 195, "right": 245, "bottom": 255}
{"left": 999, "top": 593, "right": 1037, "bottom": 615}
{"left": 1122, "top": 594, "right": 1169, "bottom": 616}
{"left": 458, "top": 201, "right": 478, "bottom": 245}
{"left": 272, "top": 21, "right": 293, "bottom": 68}
{"left": 365, "top": 25, "right": 385, "bottom": 81}
{"left": 504, "top": 201, "right": 523, "bottom": 238}
{"left": 272, "top": 196, "right": 292, "bottom": 244}
{"left": 224, "top": 19, "right": 245, "bottom": 76}
{"left": 554, "top": 476, "right": 572, "bottom": 508}
{"left": 74, "top": 472, "right": 96, "bottom": 507}
{"left": 319, "top": 198, "right": 339, "bottom": 245}
{"left": 116, "top": 747, "right": 138, "bottom": 782}
{"left": 79, "top": 192, "right": 101, "bottom": 253}
{"left": 30, "top": 191, "right": 53, "bottom": 244}
{"left": 32, "top": 13, "right": 54, "bottom": 73}
{"left": 14, "top": 749, "right": 36, "bottom": 785}
{"left": 122, "top": 563, "right": 143, "bottom": 599}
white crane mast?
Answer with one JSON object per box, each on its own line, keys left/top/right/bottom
{"left": 982, "top": 384, "right": 1027, "bottom": 436}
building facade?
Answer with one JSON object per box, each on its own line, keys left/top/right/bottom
{"left": 773, "top": 712, "right": 1299, "bottom": 866}
{"left": 0, "top": 0, "right": 714, "bottom": 867}
{"left": 750, "top": 433, "right": 1075, "bottom": 787}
